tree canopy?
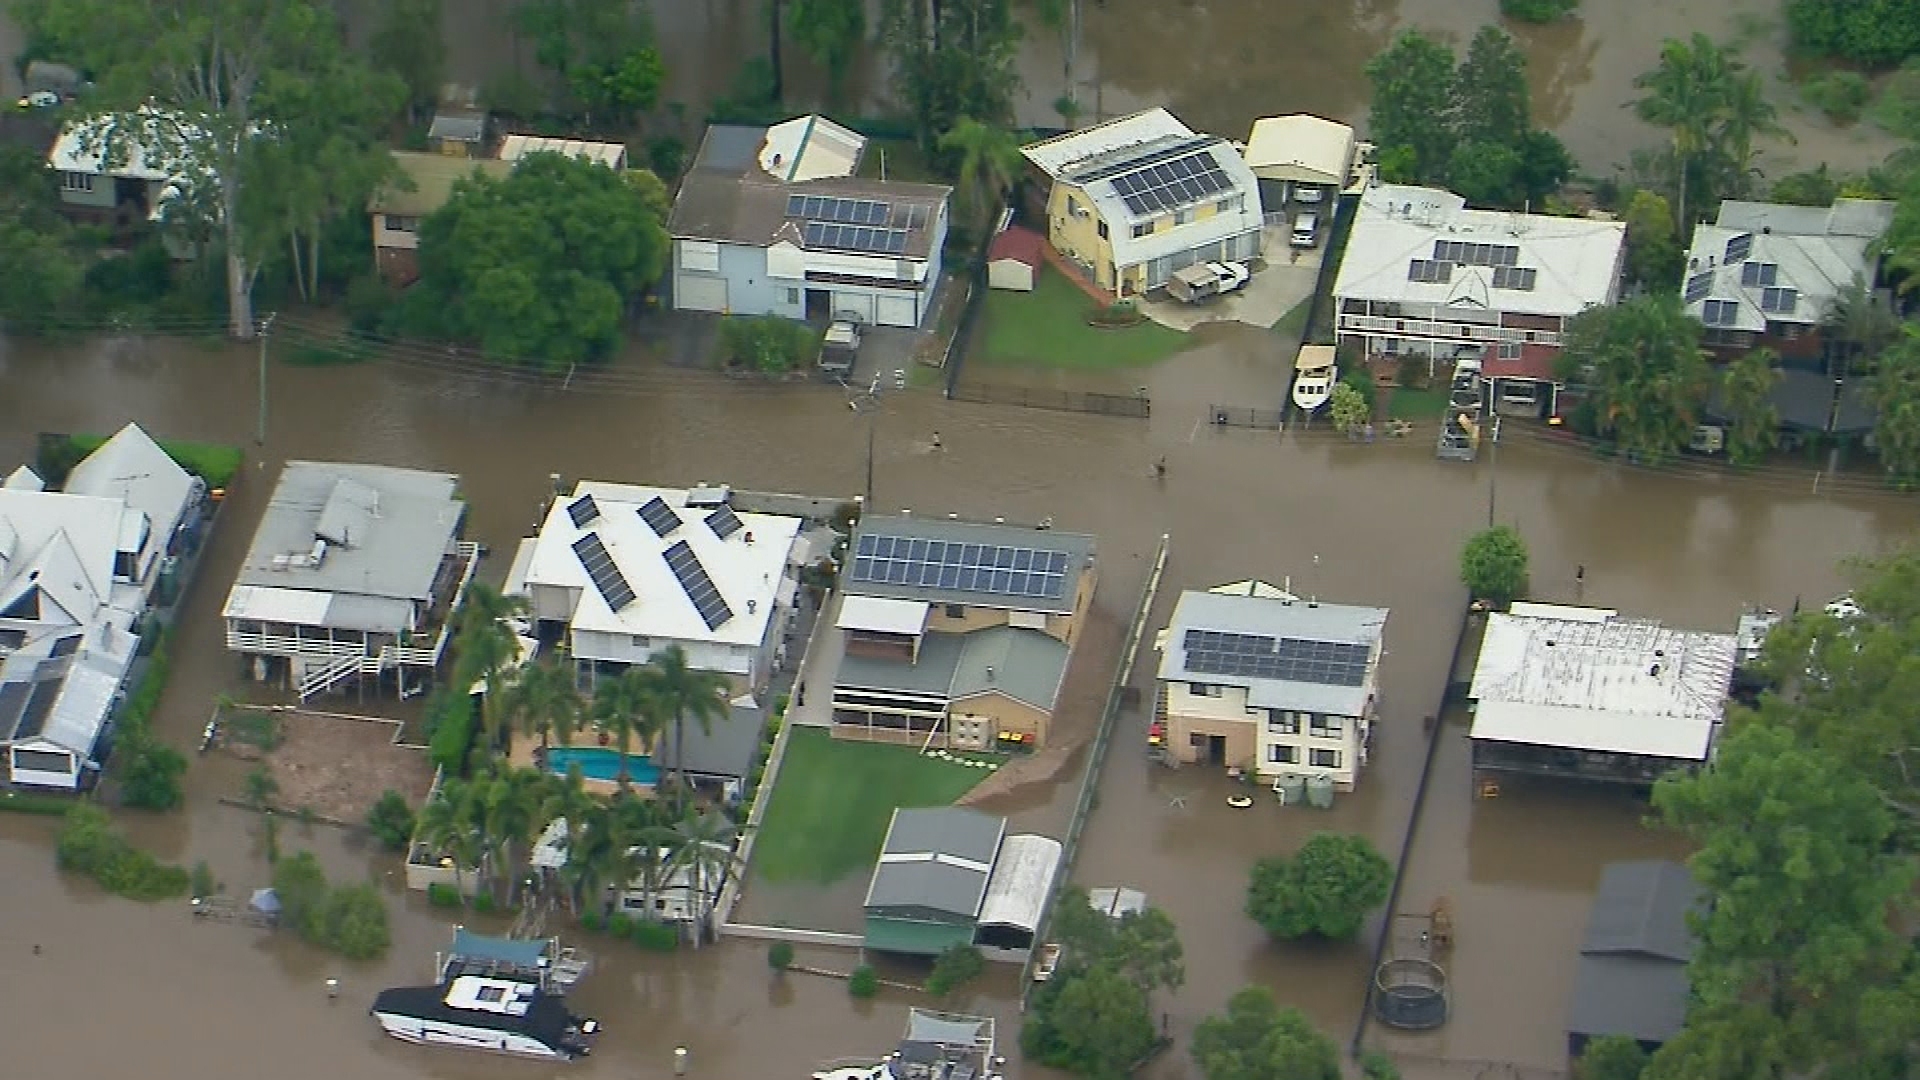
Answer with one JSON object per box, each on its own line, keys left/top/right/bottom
{"left": 1246, "top": 832, "right": 1393, "bottom": 941}
{"left": 786, "top": 0, "right": 868, "bottom": 103}
{"left": 513, "top": 0, "right": 666, "bottom": 127}
{"left": 1024, "top": 963, "right": 1157, "bottom": 1080}
{"left": 1191, "top": 986, "right": 1341, "bottom": 1080}
{"left": 1872, "top": 327, "right": 1920, "bottom": 485}
{"left": 1632, "top": 35, "right": 1784, "bottom": 229}
{"left": 882, "top": 0, "right": 1023, "bottom": 156}
{"left": 1460, "top": 524, "right": 1529, "bottom": 605}
{"left": 1560, "top": 296, "right": 1711, "bottom": 463}
{"left": 1786, "top": 0, "right": 1920, "bottom": 69}
{"left": 1716, "top": 348, "right": 1779, "bottom": 467}
{"left": 407, "top": 155, "right": 671, "bottom": 369}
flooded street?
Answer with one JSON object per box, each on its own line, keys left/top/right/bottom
{"left": 1, "top": 323, "right": 1915, "bottom": 1078}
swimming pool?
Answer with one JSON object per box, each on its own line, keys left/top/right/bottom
{"left": 545, "top": 746, "right": 662, "bottom": 785}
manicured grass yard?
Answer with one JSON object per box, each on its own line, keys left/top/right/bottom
{"left": 1389, "top": 387, "right": 1450, "bottom": 420}
{"left": 975, "top": 267, "right": 1187, "bottom": 370}
{"left": 750, "top": 728, "right": 991, "bottom": 885}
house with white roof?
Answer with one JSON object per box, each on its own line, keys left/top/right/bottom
{"left": 0, "top": 424, "right": 201, "bottom": 789}
{"left": 496, "top": 134, "right": 627, "bottom": 170}
{"left": 48, "top": 107, "right": 214, "bottom": 246}
{"left": 1155, "top": 582, "right": 1388, "bottom": 791}
{"left": 1467, "top": 603, "right": 1738, "bottom": 790}
{"left": 1334, "top": 184, "right": 1627, "bottom": 410}
{"left": 222, "top": 462, "right": 478, "bottom": 702}
{"left": 505, "top": 482, "right": 805, "bottom": 694}
{"left": 1021, "top": 108, "right": 1263, "bottom": 297}
{"left": 1243, "top": 114, "right": 1372, "bottom": 214}
{"left": 1682, "top": 197, "right": 1895, "bottom": 359}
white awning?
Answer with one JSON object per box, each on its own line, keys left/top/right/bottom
{"left": 1469, "top": 701, "right": 1713, "bottom": 760}
{"left": 222, "top": 584, "right": 333, "bottom": 625}
{"left": 1295, "top": 344, "right": 1335, "bottom": 372}
{"left": 977, "top": 834, "right": 1064, "bottom": 932}
{"left": 837, "top": 595, "right": 929, "bottom": 635}
{"left": 502, "top": 537, "right": 538, "bottom": 598}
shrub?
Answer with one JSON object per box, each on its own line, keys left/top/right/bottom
{"left": 926, "top": 944, "right": 987, "bottom": 998}
{"left": 471, "top": 891, "right": 496, "bottom": 914}
{"left": 273, "top": 851, "right": 392, "bottom": 960}
{"left": 1800, "top": 71, "right": 1870, "bottom": 124}
{"left": 344, "top": 273, "right": 397, "bottom": 335}
{"left": 1246, "top": 832, "right": 1394, "bottom": 941}
{"left": 632, "top": 919, "right": 681, "bottom": 952}
{"left": 580, "top": 911, "right": 605, "bottom": 934}
{"left": 1460, "top": 524, "right": 1530, "bottom": 605}
{"left": 60, "top": 434, "right": 242, "bottom": 489}
{"left": 426, "top": 882, "right": 463, "bottom": 908}
{"left": 366, "top": 790, "right": 416, "bottom": 853}
{"left": 425, "top": 689, "right": 478, "bottom": 775}
{"left": 768, "top": 941, "right": 795, "bottom": 970}
{"left": 1500, "top": 0, "right": 1577, "bottom": 21}
{"left": 1361, "top": 1050, "right": 1403, "bottom": 1080}
{"left": 55, "top": 804, "right": 190, "bottom": 901}
{"left": 848, "top": 964, "right": 880, "bottom": 998}
{"left": 718, "top": 314, "right": 819, "bottom": 373}
{"left": 190, "top": 859, "right": 216, "bottom": 899}
{"left": 0, "top": 790, "right": 75, "bottom": 815}
{"left": 118, "top": 734, "right": 188, "bottom": 811}
{"left": 606, "top": 912, "right": 635, "bottom": 939}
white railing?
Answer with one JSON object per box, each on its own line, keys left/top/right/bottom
{"left": 298, "top": 654, "right": 365, "bottom": 701}
{"left": 225, "top": 630, "right": 370, "bottom": 662}
{"left": 1338, "top": 314, "right": 1561, "bottom": 347}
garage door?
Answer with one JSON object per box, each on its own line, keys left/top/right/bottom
{"left": 676, "top": 274, "right": 729, "bottom": 313}
{"left": 831, "top": 291, "right": 874, "bottom": 324}
{"left": 875, "top": 294, "right": 918, "bottom": 328}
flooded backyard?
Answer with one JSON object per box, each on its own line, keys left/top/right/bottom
{"left": 0, "top": 319, "right": 1914, "bottom": 1079}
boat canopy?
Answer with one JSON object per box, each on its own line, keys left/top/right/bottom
{"left": 1295, "top": 344, "right": 1336, "bottom": 372}
{"left": 451, "top": 927, "right": 549, "bottom": 968}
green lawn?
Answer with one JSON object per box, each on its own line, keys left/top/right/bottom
{"left": 975, "top": 267, "right": 1187, "bottom": 370}
{"left": 1389, "top": 387, "right": 1450, "bottom": 420}
{"left": 60, "top": 433, "right": 243, "bottom": 488}
{"left": 750, "top": 728, "right": 992, "bottom": 885}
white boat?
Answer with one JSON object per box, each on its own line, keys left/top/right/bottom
{"left": 814, "top": 1009, "right": 1004, "bottom": 1080}
{"left": 1292, "top": 344, "right": 1338, "bottom": 413}
{"left": 370, "top": 973, "right": 599, "bottom": 1061}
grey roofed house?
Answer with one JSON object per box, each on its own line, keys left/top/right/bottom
{"left": 650, "top": 698, "right": 767, "bottom": 781}
{"left": 1707, "top": 366, "right": 1877, "bottom": 435}
{"left": 864, "top": 807, "right": 1008, "bottom": 921}
{"left": 666, "top": 123, "right": 950, "bottom": 260}
{"left": 427, "top": 109, "right": 487, "bottom": 146}
{"left": 225, "top": 462, "right": 463, "bottom": 634}
{"left": 1158, "top": 589, "right": 1388, "bottom": 717}
{"left": 844, "top": 514, "right": 1097, "bottom": 616}
{"left": 1567, "top": 860, "right": 1704, "bottom": 1054}
{"left": 836, "top": 625, "right": 1072, "bottom": 713}
{"left": 1682, "top": 197, "right": 1896, "bottom": 334}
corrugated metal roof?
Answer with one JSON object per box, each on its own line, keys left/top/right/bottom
{"left": 369, "top": 151, "right": 512, "bottom": 217}
{"left": 1566, "top": 861, "right": 1701, "bottom": 1044}
{"left": 977, "top": 834, "right": 1063, "bottom": 931}
{"left": 844, "top": 515, "right": 1095, "bottom": 616}
{"left": 865, "top": 808, "right": 1005, "bottom": 919}
{"left": 1021, "top": 108, "right": 1196, "bottom": 179}
{"left": 1244, "top": 114, "right": 1354, "bottom": 186}
{"left": 1158, "top": 589, "right": 1387, "bottom": 717}
{"left": 1682, "top": 199, "right": 1895, "bottom": 332}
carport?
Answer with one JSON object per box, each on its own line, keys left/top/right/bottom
{"left": 1245, "top": 114, "right": 1357, "bottom": 209}
{"left": 973, "top": 834, "right": 1064, "bottom": 959}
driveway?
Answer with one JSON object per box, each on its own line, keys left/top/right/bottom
{"left": 1139, "top": 227, "right": 1324, "bottom": 333}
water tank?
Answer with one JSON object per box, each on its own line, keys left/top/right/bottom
{"left": 1306, "top": 774, "right": 1336, "bottom": 809}
{"left": 1273, "top": 773, "right": 1307, "bottom": 805}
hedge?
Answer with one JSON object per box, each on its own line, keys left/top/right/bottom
{"left": 44, "top": 432, "right": 242, "bottom": 488}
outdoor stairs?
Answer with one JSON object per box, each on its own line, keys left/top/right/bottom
{"left": 296, "top": 653, "right": 363, "bottom": 702}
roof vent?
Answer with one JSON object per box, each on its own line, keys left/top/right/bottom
{"left": 748, "top": 599, "right": 757, "bottom": 614}
{"left": 744, "top": 531, "right": 755, "bottom": 545}
{"left": 1649, "top": 663, "right": 1662, "bottom": 677}
{"left": 1761, "top": 225, "right": 1771, "bottom": 235}
{"left": 1545, "top": 640, "right": 1555, "bottom": 647}
{"left": 1654, "top": 649, "right": 1665, "bottom": 658}
{"left": 994, "top": 517, "right": 1006, "bottom": 524}
{"left": 985, "top": 665, "right": 996, "bottom": 682}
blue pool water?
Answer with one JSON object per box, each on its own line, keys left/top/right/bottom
{"left": 545, "top": 746, "right": 662, "bottom": 785}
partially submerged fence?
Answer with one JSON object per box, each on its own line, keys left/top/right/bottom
{"left": 1206, "top": 405, "right": 1285, "bottom": 431}
{"left": 951, "top": 383, "right": 1153, "bottom": 419}
{"left": 1019, "top": 534, "right": 1173, "bottom": 999}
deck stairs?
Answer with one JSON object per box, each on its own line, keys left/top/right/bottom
{"left": 297, "top": 653, "right": 366, "bottom": 702}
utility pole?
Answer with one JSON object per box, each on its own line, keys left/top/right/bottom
{"left": 849, "top": 373, "right": 882, "bottom": 507}
{"left": 1486, "top": 414, "right": 1501, "bottom": 528}
{"left": 257, "top": 312, "right": 277, "bottom": 446}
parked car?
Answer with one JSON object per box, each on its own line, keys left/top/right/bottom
{"left": 1294, "top": 184, "right": 1327, "bottom": 205}
{"left": 817, "top": 320, "right": 861, "bottom": 378}
{"left": 1033, "top": 943, "right": 1063, "bottom": 982}
{"left": 1166, "top": 261, "right": 1250, "bottom": 304}
{"left": 1290, "top": 213, "right": 1319, "bottom": 248}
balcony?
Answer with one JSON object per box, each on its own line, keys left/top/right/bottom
{"left": 1339, "top": 314, "right": 1560, "bottom": 347}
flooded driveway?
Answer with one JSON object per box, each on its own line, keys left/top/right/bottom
{"left": 1, "top": 323, "right": 1914, "bottom": 1078}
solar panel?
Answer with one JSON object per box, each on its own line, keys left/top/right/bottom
{"left": 1407, "top": 259, "right": 1453, "bottom": 284}
{"left": 1702, "top": 299, "right": 1739, "bottom": 326}
{"left": 803, "top": 221, "right": 911, "bottom": 254}
{"left": 1684, "top": 271, "right": 1714, "bottom": 304}
{"left": 572, "top": 532, "right": 637, "bottom": 611}
{"left": 637, "top": 496, "right": 681, "bottom": 538}
{"left": 1491, "top": 266, "right": 1538, "bottom": 291}
{"left": 565, "top": 494, "right": 601, "bottom": 528}
{"left": 850, "top": 533, "right": 1074, "bottom": 600}
{"left": 786, "top": 194, "right": 805, "bottom": 217}
{"left": 49, "top": 635, "right": 81, "bottom": 658}
{"left": 704, "top": 505, "right": 744, "bottom": 540}
{"left": 1760, "top": 287, "right": 1798, "bottom": 314}
{"left": 1112, "top": 150, "right": 1232, "bottom": 218}
{"left": 1740, "top": 262, "right": 1778, "bottom": 288}
{"left": 663, "top": 540, "right": 734, "bottom": 630}
{"left": 1181, "top": 629, "right": 1369, "bottom": 687}
{"left": 1725, "top": 233, "right": 1753, "bottom": 264}
{"left": 1433, "top": 241, "right": 1520, "bottom": 267}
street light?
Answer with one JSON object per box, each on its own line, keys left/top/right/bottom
{"left": 848, "top": 374, "right": 882, "bottom": 507}
{"left": 256, "top": 311, "right": 278, "bottom": 446}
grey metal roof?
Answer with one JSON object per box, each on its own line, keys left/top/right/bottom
{"left": 427, "top": 110, "right": 486, "bottom": 143}
{"left": 839, "top": 631, "right": 966, "bottom": 697}
{"left": 651, "top": 700, "right": 766, "bottom": 780}
{"left": 233, "top": 462, "right": 464, "bottom": 608}
{"left": 1159, "top": 589, "right": 1387, "bottom": 716}
{"left": 836, "top": 627, "right": 1070, "bottom": 713}
{"left": 865, "top": 807, "right": 1007, "bottom": 919}
{"left": 1567, "top": 861, "right": 1703, "bottom": 1045}
{"left": 844, "top": 515, "right": 1095, "bottom": 615}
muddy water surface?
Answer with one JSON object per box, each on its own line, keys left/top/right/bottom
{"left": 1, "top": 323, "right": 1914, "bottom": 1079}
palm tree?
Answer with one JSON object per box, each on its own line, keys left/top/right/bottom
{"left": 455, "top": 583, "right": 528, "bottom": 757}
{"left": 591, "top": 668, "right": 666, "bottom": 792}
{"left": 1713, "top": 69, "right": 1789, "bottom": 200}
{"left": 415, "top": 776, "right": 487, "bottom": 902}
{"left": 479, "top": 766, "right": 547, "bottom": 905}
{"left": 938, "top": 116, "right": 1024, "bottom": 243}
{"left": 665, "top": 810, "right": 745, "bottom": 947}
{"left": 1633, "top": 34, "right": 1733, "bottom": 230}
{"left": 646, "top": 646, "right": 730, "bottom": 813}
{"left": 502, "top": 658, "right": 584, "bottom": 754}
{"left": 1823, "top": 280, "right": 1902, "bottom": 372}
{"left": 538, "top": 765, "right": 598, "bottom": 912}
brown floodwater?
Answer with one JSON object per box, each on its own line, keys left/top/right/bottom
{"left": 1, "top": 320, "right": 1914, "bottom": 1078}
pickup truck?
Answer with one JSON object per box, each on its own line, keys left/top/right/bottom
{"left": 1166, "top": 261, "right": 1251, "bottom": 304}
{"left": 817, "top": 320, "right": 861, "bottom": 378}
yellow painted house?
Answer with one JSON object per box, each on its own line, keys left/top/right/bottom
{"left": 1021, "top": 108, "right": 1264, "bottom": 297}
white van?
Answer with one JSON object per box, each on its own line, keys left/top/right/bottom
{"left": 1290, "top": 213, "right": 1319, "bottom": 248}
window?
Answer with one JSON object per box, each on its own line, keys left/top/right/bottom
{"left": 630, "top": 635, "right": 650, "bottom": 647}
{"left": 1309, "top": 748, "right": 1341, "bottom": 768}
{"left": 1268, "top": 745, "right": 1298, "bottom": 764}
{"left": 785, "top": 288, "right": 800, "bottom": 304}
{"left": 1175, "top": 208, "right": 1193, "bottom": 226}
{"left": 1309, "top": 715, "right": 1342, "bottom": 738}
{"left": 1097, "top": 220, "right": 1109, "bottom": 240}
{"left": 1189, "top": 682, "right": 1220, "bottom": 697}
{"left": 384, "top": 214, "right": 420, "bottom": 233}
{"left": 11, "top": 748, "right": 72, "bottom": 774}
{"left": 945, "top": 603, "right": 965, "bottom": 619}
{"left": 62, "top": 171, "right": 95, "bottom": 192}
{"left": 1067, "top": 196, "right": 1081, "bottom": 216}
{"left": 1216, "top": 198, "right": 1231, "bottom": 214}
{"left": 1266, "top": 710, "right": 1298, "bottom": 735}
{"left": 1131, "top": 222, "right": 1151, "bottom": 238}
{"left": 1498, "top": 342, "right": 1521, "bottom": 360}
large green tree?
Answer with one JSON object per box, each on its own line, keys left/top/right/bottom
{"left": 1871, "top": 327, "right": 1920, "bottom": 484}
{"left": 646, "top": 645, "right": 730, "bottom": 813}
{"left": 1365, "top": 30, "right": 1456, "bottom": 184}
{"left": 785, "top": 0, "right": 866, "bottom": 103}
{"left": 1717, "top": 348, "right": 1779, "bottom": 466}
{"left": 1785, "top": 0, "right": 1920, "bottom": 68}
{"left": 1560, "top": 295, "right": 1712, "bottom": 464}
{"left": 369, "top": 0, "right": 447, "bottom": 125}
{"left": 1023, "top": 962, "right": 1157, "bottom": 1080}
{"left": 1622, "top": 189, "right": 1684, "bottom": 290}
{"left": 1460, "top": 524, "right": 1529, "bottom": 605}
{"left": 1454, "top": 26, "right": 1530, "bottom": 146}
{"left": 411, "top": 154, "right": 671, "bottom": 368}
{"left": 513, "top": 0, "right": 665, "bottom": 127}
{"left": 1246, "top": 832, "right": 1393, "bottom": 941}
{"left": 882, "top": 0, "right": 1023, "bottom": 154}
{"left": 938, "top": 116, "right": 1024, "bottom": 241}
{"left": 1192, "top": 986, "right": 1341, "bottom": 1080}
{"left": 1632, "top": 35, "right": 1782, "bottom": 226}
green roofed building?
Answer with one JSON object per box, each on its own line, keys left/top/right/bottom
{"left": 863, "top": 806, "right": 1063, "bottom": 960}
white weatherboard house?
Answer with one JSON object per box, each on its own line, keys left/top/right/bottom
{"left": 1680, "top": 197, "right": 1897, "bottom": 349}
{"left": 506, "top": 483, "right": 804, "bottom": 694}
{"left": 1333, "top": 185, "right": 1627, "bottom": 379}
{"left": 0, "top": 424, "right": 201, "bottom": 788}
{"left": 1468, "top": 603, "right": 1739, "bottom": 788}
{"left": 668, "top": 116, "right": 952, "bottom": 328}
{"left": 223, "top": 463, "right": 478, "bottom": 702}
{"left": 48, "top": 108, "right": 208, "bottom": 228}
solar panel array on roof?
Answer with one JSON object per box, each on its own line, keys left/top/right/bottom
{"left": 13, "top": 678, "right": 63, "bottom": 740}
{"left": 663, "top": 540, "right": 734, "bottom": 630}
{"left": 637, "top": 495, "right": 681, "bottom": 538}
{"left": 49, "top": 635, "right": 83, "bottom": 658}
{"left": 704, "top": 505, "right": 744, "bottom": 540}
{"left": 1107, "top": 151, "right": 1233, "bottom": 218}
{"left": 1491, "top": 265, "right": 1538, "bottom": 291}
{"left": 1407, "top": 259, "right": 1453, "bottom": 284}
{"left": 1683, "top": 271, "right": 1714, "bottom": 303}
{"left": 786, "top": 195, "right": 891, "bottom": 225}
{"left": 572, "top": 532, "right": 637, "bottom": 611}
{"left": 566, "top": 494, "right": 601, "bottom": 528}
{"left": 1740, "top": 261, "right": 1779, "bottom": 287}
{"left": 0, "top": 680, "right": 30, "bottom": 737}
{"left": 1724, "top": 233, "right": 1753, "bottom": 263}
{"left": 1433, "top": 240, "right": 1519, "bottom": 267}
{"left": 802, "top": 221, "right": 910, "bottom": 255}
{"left": 1182, "top": 629, "right": 1370, "bottom": 687}
{"left": 1701, "top": 299, "right": 1740, "bottom": 326}
{"left": 1760, "top": 286, "right": 1799, "bottom": 314}
{"left": 851, "top": 533, "right": 1071, "bottom": 600}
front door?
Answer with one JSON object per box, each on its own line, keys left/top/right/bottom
{"left": 1204, "top": 734, "right": 1227, "bottom": 766}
